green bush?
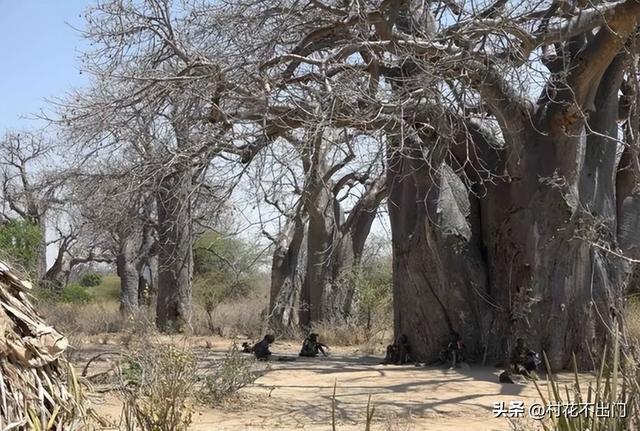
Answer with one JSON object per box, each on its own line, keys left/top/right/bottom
{"left": 193, "top": 230, "right": 263, "bottom": 276}
{"left": 0, "top": 219, "right": 42, "bottom": 276}
{"left": 79, "top": 272, "right": 102, "bottom": 287}
{"left": 59, "top": 284, "right": 94, "bottom": 304}
{"left": 33, "top": 287, "right": 62, "bottom": 303}
{"left": 350, "top": 259, "right": 392, "bottom": 333}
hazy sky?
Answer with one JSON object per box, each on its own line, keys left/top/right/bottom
{"left": 0, "top": 0, "right": 92, "bottom": 131}
{"left": 1, "top": 1, "right": 94, "bottom": 265}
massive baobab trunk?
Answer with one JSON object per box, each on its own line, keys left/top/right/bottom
{"left": 388, "top": 128, "right": 494, "bottom": 364}
{"left": 253, "top": 0, "right": 640, "bottom": 369}
{"left": 268, "top": 210, "right": 306, "bottom": 333}
{"left": 155, "top": 169, "right": 193, "bottom": 332}
{"left": 389, "top": 7, "right": 640, "bottom": 368}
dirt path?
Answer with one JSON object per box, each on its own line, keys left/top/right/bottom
{"left": 82, "top": 337, "right": 554, "bottom": 430}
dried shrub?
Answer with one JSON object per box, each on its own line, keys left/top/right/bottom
{"left": 200, "top": 343, "right": 260, "bottom": 405}
{"left": 118, "top": 343, "right": 198, "bottom": 431}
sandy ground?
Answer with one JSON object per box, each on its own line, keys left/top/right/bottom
{"left": 76, "top": 336, "right": 565, "bottom": 431}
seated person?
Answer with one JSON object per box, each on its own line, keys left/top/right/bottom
{"left": 439, "top": 331, "right": 466, "bottom": 368}
{"left": 511, "top": 337, "right": 540, "bottom": 377}
{"left": 299, "top": 333, "right": 328, "bottom": 357}
{"left": 447, "top": 331, "right": 465, "bottom": 365}
{"left": 252, "top": 334, "right": 276, "bottom": 361}
{"left": 383, "top": 334, "right": 414, "bottom": 365}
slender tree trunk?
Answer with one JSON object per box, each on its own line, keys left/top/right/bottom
{"left": 155, "top": 169, "right": 193, "bottom": 332}
{"left": 301, "top": 180, "right": 355, "bottom": 326}
{"left": 35, "top": 219, "right": 48, "bottom": 285}
{"left": 349, "top": 175, "right": 386, "bottom": 263}
{"left": 117, "top": 236, "right": 139, "bottom": 315}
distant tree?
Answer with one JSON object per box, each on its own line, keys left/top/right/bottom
{"left": 55, "top": 0, "right": 259, "bottom": 332}
{"left": 0, "top": 132, "right": 66, "bottom": 284}
{"left": 193, "top": 229, "right": 265, "bottom": 332}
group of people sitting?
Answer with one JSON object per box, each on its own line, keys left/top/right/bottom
{"left": 382, "top": 332, "right": 540, "bottom": 383}
{"left": 242, "top": 332, "right": 328, "bottom": 361}
{"left": 382, "top": 331, "right": 466, "bottom": 367}
{"left": 242, "top": 331, "right": 541, "bottom": 384}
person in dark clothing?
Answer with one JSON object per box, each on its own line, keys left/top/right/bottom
{"left": 510, "top": 337, "right": 540, "bottom": 377}
{"left": 439, "top": 331, "right": 466, "bottom": 369}
{"left": 299, "top": 333, "right": 329, "bottom": 357}
{"left": 383, "top": 334, "right": 414, "bottom": 365}
{"left": 252, "top": 334, "right": 275, "bottom": 361}
{"left": 448, "top": 331, "right": 465, "bottom": 366}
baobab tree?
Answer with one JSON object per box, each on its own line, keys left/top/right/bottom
{"left": 0, "top": 132, "right": 66, "bottom": 284}
{"left": 252, "top": 0, "right": 640, "bottom": 369}
{"left": 257, "top": 130, "right": 387, "bottom": 330}
{"left": 54, "top": 0, "right": 266, "bottom": 331}
{"left": 69, "top": 167, "right": 156, "bottom": 315}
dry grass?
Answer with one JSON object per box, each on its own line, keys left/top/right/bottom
{"left": 313, "top": 318, "right": 392, "bottom": 353}
{"left": 118, "top": 341, "right": 198, "bottom": 431}
{"left": 39, "top": 300, "right": 125, "bottom": 335}
{"left": 191, "top": 294, "right": 267, "bottom": 338}
{"left": 38, "top": 293, "right": 268, "bottom": 340}
{"left": 199, "top": 342, "right": 261, "bottom": 405}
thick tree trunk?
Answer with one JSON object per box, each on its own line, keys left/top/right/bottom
{"left": 301, "top": 181, "right": 355, "bottom": 326}
{"left": 386, "top": 2, "right": 640, "bottom": 368}
{"left": 155, "top": 170, "right": 193, "bottom": 332}
{"left": 388, "top": 134, "right": 493, "bottom": 363}
{"left": 269, "top": 212, "right": 306, "bottom": 333}
{"left": 271, "top": 175, "right": 385, "bottom": 331}
{"left": 43, "top": 238, "right": 67, "bottom": 289}
{"left": 117, "top": 236, "right": 139, "bottom": 315}
{"left": 391, "top": 85, "right": 633, "bottom": 371}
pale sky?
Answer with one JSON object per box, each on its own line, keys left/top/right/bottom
{"left": 0, "top": 1, "right": 392, "bottom": 267}
{"left": 0, "top": 1, "right": 94, "bottom": 265}
{"left": 0, "top": 0, "right": 91, "bottom": 131}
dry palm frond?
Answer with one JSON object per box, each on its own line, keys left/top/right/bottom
{"left": 0, "top": 261, "right": 95, "bottom": 430}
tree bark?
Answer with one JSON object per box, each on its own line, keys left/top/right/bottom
{"left": 268, "top": 210, "right": 306, "bottom": 333}
{"left": 388, "top": 131, "right": 493, "bottom": 364}
{"left": 302, "top": 192, "right": 355, "bottom": 325}
{"left": 270, "top": 172, "right": 386, "bottom": 330}
{"left": 385, "top": 1, "right": 640, "bottom": 370}
{"left": 35, "top": 220, "right": 47, "bottom": 285}
{"left": 117, "top": 235, "right": 139, "bottom": 315}
{"left": 155, "top": 169, "right": 193, "bottom": 332}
